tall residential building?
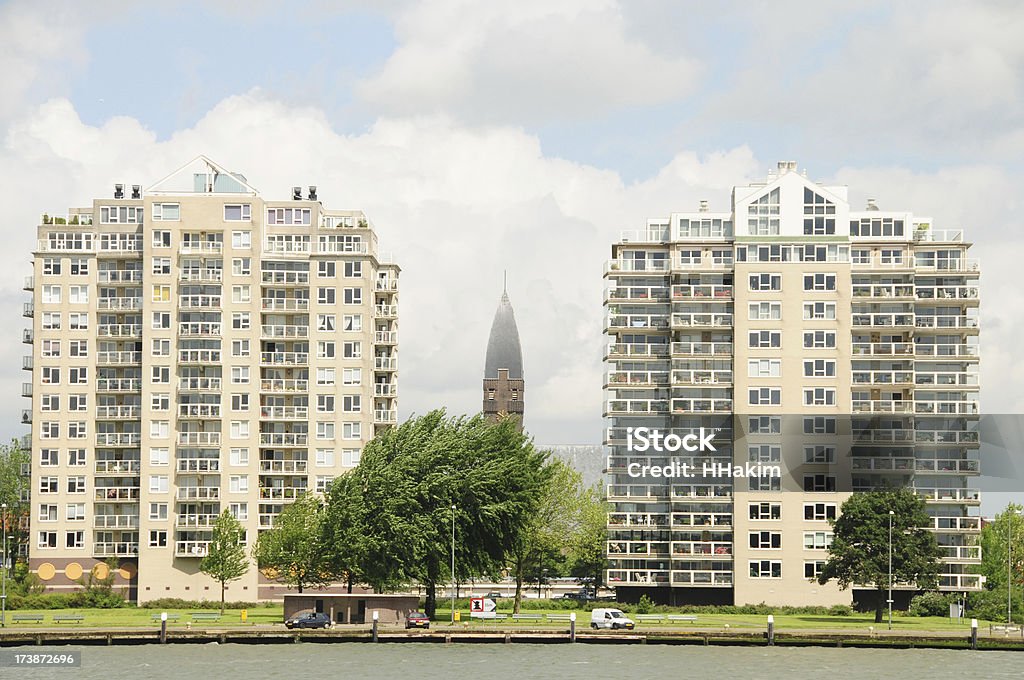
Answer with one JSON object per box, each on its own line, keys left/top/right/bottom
{"left": 604, "top": 162, "right": 980, "bottom": 606}
{"left": 483, "top": 284, "right": 525, "bottom": 427}
{"left": 23, "top": 156, "right": 399, "bottom": 601}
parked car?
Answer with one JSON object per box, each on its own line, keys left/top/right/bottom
{"left": 560, "top": 588, "right": 596, "bottom": 602}
{"left": 590, "top": 608, "right": 635, "bottom": 630}
{"left": 406, "top": 611, "right": 430, "bottom": 629}
{"left": 482, "top": 592, "right": 503, "bottom": 599}
{"left": 285, "top": 612, "right": 332, "bottom": 629}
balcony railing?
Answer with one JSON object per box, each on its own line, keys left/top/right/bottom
{"left": 914, "top": 343, "right": 979, "bottom": 358}
{"left": 852, "top": 284, "right": 915, "bottom": 298}
{"left": 671, "top": 284, "right": 733, "bottom": 300}
{"left": 93, "top": 514, "right": 139, "bottom": 529}
{"left": 94, "top": 460, "right": 140, "bottom": 474}
{"left": 260, "top": 351, "right": 308, "bottom": 366}
{"left": 179, "top": 377, "right": 222, "bottom": 392}
{"left": 96, "top": 432, "right": 141, "bottom": 447}
{"left": 259, "top": 460, "right": 308, "bottom": 474}
{"left": 374, "top": 382, "right": 397, "bottom": 397}
{"left": 175, "top": 541, "right": 211, "bottom": 557}
{"left": 607, "top": 314, "right": 670, "bottom": 330}
{"left": 96, "top": 378, "right": 142, "bottom": 392}
{"left": 603, "top": 399, "right": 669, "bottom": 416}
{"left": 671, "top": 541, "right": 733, "bottom": 557}
{"left": 853, "top": 314, "right": 915, "bottom": 327}
{"left": 606, "top": 569, "right": 671, "bottom": 585}
{"left": 94, "top": 542, "right": 139, "bottom": 556}
{"left": 374, "top": 330, "right": 398, "bottom": 344}
{"left": 260, "top": 325, "right": 308, "bottom": 338}
{"left": 179, "top": 404, "right": 221, "bottom": 418}
{"left": 95, "top": 487, "right": 140, "bottom": 501}
{"left": 98, "top": 270, "right": 143, "bottom": 283}
{"left": 607, "top": 512, "right": 669, "bottom": 529}
{"left": 176, "top": 514, "right": 218, "bottom": 528}
{"left": 177, "top": 459, "right": 220, "bottom": 473}
{"left": 375, "top": 304, "right": 398, "bottom": 318}
{"left": 97, "top": 324, "right": 142, "bottom": 337}
{"left": 606, "top": 484, "right": 667, "bottom": 500}
{"left": 374, "top": 409, "right": 397, "bottom": 424}
{"left": 179, "top": 322, "right": 222, "bottom": 336}
{"left": 671, "top": 370, "right": 732, "bottom": 386}
{"left": 179, "top": 295, "right": 222, "bottom": 309}
{"left": 375, "top": 356, "right": 398, "bottom": 371}
{"left": 179, "top": 242, "right": 223, "bottom": 254}
{"left": 914, "top": 399, "right": 979, "bottom": 416}
{"left": 261, "top": 271, "right": 309, "bottom": 285}
{"left": 914, "top": 487, "right": 980, "bottom": 504}
{"left": 852, "top": 400, "right": 913, "bottom": 414}
{"left": 260, "top": 378, "right": 308, "bottom": 392}
{"left": 606, "top": 371, "right": 670, "bottom": 387}
{"left": 179, "top": 349, "right": 221, "bottom": 364}
{"left": 176, "top": 486, "right": 220, "bottom": 500}
{"left": 852, "top": 342, "right": 914, "bottom": 356}
{"left": 604, "top": 259, "right": 671, "bottom": 274}
{"left": 97, "top": 351, "right": 142, "bottom": 365}
{"left": 261, "top": 298, "right": 309, "bottom": 311}
{"left": 260, "top": 406, "right": 308, "bottom": 420}
{"left": 259, "top": 487, "right": 307, "bottom": 500}
{"left": 916, "top": 285, "right": 979, "bottom": 301}
{"left": 930, "top": 516, "right": 981, "bottom": 532}
{"left": 671, "top": 512, "right": 733, "bottom": 528}
{"left": 852, "top": 371, "right": 914, "bottom": 385}
{"left": 670, "top": 341, "right": 732, "bottom": 356}
{"left": 607, "top": 285, "right": 670, "bottom": 302}
{"left": 608, "top": 540, "right": 671, "bottom": 557}
{"left": 97, "top": 297, "right": 142, "bottom": 311}
{"left": 672, "top": 398, "right": 733, "bottom": 413}
{"left": 259, "top": 433, "right": 308, "bottom": 447}
{"left": 605, "top": 343, "right": 670, "bottom": 359}
{"left": 915, "top": 315, "right": 979, "bottom": 330}
{"left": 177, "top": 432, "right": 221, "bottom": 446}
{"left": 915, "top": 372, "right": 979, "bottom": 387}
{"left": 179, "top": 269, "right": 223, "bottom": 282}
{"left": 669, "top": 570, "right": 733, "bottom": 586}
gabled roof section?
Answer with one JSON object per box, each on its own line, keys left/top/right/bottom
{"left": 146, "top": 156, "right": 259, "bottom": 196}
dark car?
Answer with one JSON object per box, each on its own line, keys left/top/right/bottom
{"left": 406, "top": 611, "right": 430, "bottom": 629}
{"left": 560, "top": 588, "right": 596, "bottom": 602}
{"left": 482, "top": 592, "right": 503, "bottom": 599}
{"left": 285, "top": 612, "right": 332, "bottom": 629}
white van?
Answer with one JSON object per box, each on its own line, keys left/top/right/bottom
{"left": 590, "top": 608, "right": 635, "bottom": 630}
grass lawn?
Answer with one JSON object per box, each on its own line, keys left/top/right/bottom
{"left": 3, "top": 606, "right": 283, "bottom": 628}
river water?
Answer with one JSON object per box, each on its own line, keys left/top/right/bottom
{"left": 4, "top": 643, "right": 1019, "bottom": 679}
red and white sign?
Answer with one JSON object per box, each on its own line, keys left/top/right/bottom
{"left": 470, "top": 597, "right": 497, "bottom": 618}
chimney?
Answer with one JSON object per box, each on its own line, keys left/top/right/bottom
{"left": 699, "top": 200, "right": 709, "bottom": 213}
{"left": 113, "top": 183, "right": 124, "bottom": 199}
{"left": 777, "top": 161, "right": 798, "bottom": 175}
{"left": 866, "top": 198, "right": 879, "bottom": 211}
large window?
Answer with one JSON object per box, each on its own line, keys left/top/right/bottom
{"left": 803, "top": 188, "right": 836, "bottom": 235}
{"left": 749, "top": 273, "right": 781, "bottom": 291}
{"left": 749, "top": 502, "right": 781, "bottom": 520}
{"left": 747, "top": 188, "right": 780, "bottom": 236}
{"left": 749, "top": 560, "right": 782, "bottom": 578}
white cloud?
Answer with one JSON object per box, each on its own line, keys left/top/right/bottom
{"left": 355, "top": 0, "right": 701, "bottom": 124}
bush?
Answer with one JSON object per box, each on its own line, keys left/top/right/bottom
{"left": 7, "top": 592, "right": 128, "bottom": 610}
{"left": 909, "top": 591, "right": 953, "bottom": 617}
{"left": 635, "top": 595, "right": 654, "bottom": 615}
{"left": 828, "top": 604, "right": 853, "bottom": 617}
{"left": 138, "top": 598, "right": 272, "bottom": 610}
{"left": 966, "top": 588, "right": 1023, "bottom": 623}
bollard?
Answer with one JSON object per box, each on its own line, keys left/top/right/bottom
{"left": 160, "top": 612, "right": 167, "bottom": 644}
{"left": 970, "top": 618, "right": 978, "bottom": 650}
{"left": 372, "top": 610, "right": 379, "bottom": 643}
{"left": 569, "top": 612, "right": 576, "bottom": 643}
{"left": 766, "top": 615, "right": 775, "bottom": 646}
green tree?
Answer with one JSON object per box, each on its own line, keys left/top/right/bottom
{"left": 252, "top": 493, "right": 335, "bottom": 593}
{"left": 817, "top": 489, "right": 942, "bottom": 623}
{"left": 566, "top": 482, "right": 611, "bottom": 597}
{"left": 350, "top": 410, "right": 548, "bottom": 618}
{"left": 200, "top": 510, "right": 250, "bottom": 613}
{"left": 0, "top": 440, "right": 30, "bottom": 571}
{"left": 322, "top": 472, "right": 368, "bottom": 593}
{"left": 973, "top": 503, "right": 1024, "bottom": 622}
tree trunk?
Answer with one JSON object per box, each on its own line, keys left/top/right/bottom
{"left": 874, "top": 589, "right": 884, "bottom": 623}
{"left": 513, "top": 560, "right": 524, "bottom": 614}
{"left": 221, "top": 580, "right": 226, "bottom": 615}
{"left": 347, "top": 572, "right": 353, "bottom": 594}
{"left": 424, "top": 578, "right": 437, "bottom": 620}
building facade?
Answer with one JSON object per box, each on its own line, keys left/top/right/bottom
{"left": 22, "top": 156, "right": 399, "bottom": 601}
{"left": 604, "top": 162, "right": 980, "bottom": 606}
{"left": 483, "top": 285, "right": 525, "bottom": 427}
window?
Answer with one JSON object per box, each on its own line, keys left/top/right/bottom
{"left": 41, "top": 367, "right": 60, "bottom": 385}
{"left": 748, "top": 302, "right": 781, "bottom": 320}
{"left": 43, "top": 258, "right": 61, "bottom": 275}
{"left": 850, "top": 217, "right": 905, "bottom": 237}
{"left": 750, "top": 475, "right": 781, "bottom": 492}
{"left": 749, "top": 560, "right": 782, "bottom": 578}
{"left": 342, "top": 448, "right": 362, "bottom": 466}
{"left": 748, "top": 388, "right": 781, "bottom": 406}
{"left": 803, "top": 359, "right": 836, "bottom": 377}
{"left": 804, "top": 446, "right": 836, "bottom": 464}
{"left": 229, "top": 502, "right": 248, "bottom": 521}
{"left": 152, "top": 339, "right": 171, "bottom": 356}
{"left": 68, "top": 394, "right": 87, "bottom": 411}
{"left": 317, "top": 314, "right": 336, "bottom": 332}
{"left": 41, "top": 339, "right": 60, "bottom": 357}
{"left": 803, "top": 417, "right": 837, "bottom": 434}
{"left": 344, "top": 261, "right": 362, "bottom": 278}
{"left": 317, "top": 395, "right": 335, "bottom": 413}
{"left": 802, "top": 302, "right": 836, "bottom": 320}
{"left": 804, "top": 503, "right": 837, "bottom": 521}
{"left": 343, "top": 287, "right": 362, "bottom": 304}
{"left": 152, "top": 366, "right": 170, "bottom": 383}
{"left": 748, "top": 359, "right": 781, "bottom": 378}
{"left": 230, "top": 421, "right": 250, "bottom": 439}
{"left": 150, "top": 421, "right": 169, "bottom": 439}
{"left": 66, "top": 476, "right": 85, "bottom": 493}
{"left": 153, "top": 230, "right": 171, "bottom": 248}
{"left": 804, "top": 532, "right": 834, "bottom": 550}
{"left": 749, "top": 502, "right": 781, "bottom": 520}
{"left": 39, "top": 504, "right": 58, "bottom": 521}
{"left": 342, "top": 422, "right": 361, "bottom": 440}
{"left": 231, "top": 394, "right": 249, "bottom": 412}
{"left": 233, "top": 258, "right": 251, "bottom": 276}
{"left": 343, "top": 342, "right": 361, "bottom": 358}
{"left": 68, "top": 366, "right": 87, "bottom": 384}
{"left": 343, "top": 395, "right": 361, "bottom": 413}
{"left": 342, "top": 368, "right": 362, "bottom": 385}
{"left": 881, "top": 249, "right": 903, "bottom": 265}
{"left": 747, "top": 416, "right": 781, "bottom": 434}
{"left": 803, "top": 388, "right": 836, "bottom": 406}
{"left": 149, "top": 530, "right": 168, "bottom": 548}
{"left": 152, "top": 312, "right": 171, "bottom": 329}
{"left": 65, "top": 530, "right": 86, "bottom": 549}
{"left": 804, "top": 561, "right": 826, "bottom": 579}
{"left": 40, "top": 394, "right": 59, "bottom": 411}
{"left": 317, "top": 368, "right": 336, "bottom": 385}
{"left": 38, "top": 532, "right": 58, "bottom": 549}
{"left": 317, "top": 341, "right": 335, "bottom": 359}
{"left": 343, "top": 314, "right": 362, "bottom": 332}
{"left": 749, "top": 531, "right": 782, "bottom": 549}
{"left": 803, "top": 273, "right": 836, "bottom": 291}
{"left": 803, "top": 331, "right": 836, "bottom": 349}
{"left": 266, "top": 207, "right": 311, "bottom": 225}
{"left": 315, "top": 476, "right": 335, "bottom": 493}
{"left": 747, "top": 188, "right": 780, "bottom": 236}
{"left": 40, "top": 422, "right": 59, "bottom": 439}
{"left": 149, "top": 503, "right": 168, "bottom": 520}
{"left": 69, "top": 285, "right": 88, "bottom": 304}
{"left": 69, "top": 340, "right": 87, "bottom": 357}
{"left": 149, "top": 475, "right": 169, "bottom": 494}
{"left": 232, "top": 285, "right": 251, "bottom": 303}
{"left": 232, "top": 231, "right": 252, "bottom": 248}
{"left": 803, "top": 188, "right": 836, "bottom": 235}
{"left": 39, "top": 476, "right": 58, "bottom": 493}
{"left": 68, "top": 449, "right": 86, "bottom": 466}
{"left": 68, "top": 421, "right": 86, "bottom": 439}
{"left": 152, "top": 203, "right": 180, "bottom": 221}
{"left": 748, "top": 330, "right": 781, "bottom": 348}
{"left": 147, "top": 447, "right": 169, "bottom": 466}
{"left": 852, "top": 249, "right": 871, "bottom": 265}
{"left": 232, "top": 312, "right": 251, "bottom": 330}
{"left": 229, "top": 475, "right": 249, "bottom": 493}
{"left": 231, "top": 367, "right": 250, "bottom": 384}
{"left": 41, "top": 284, "right": 61, "bottom": 304}
{"left": 151, "top": 393, "right": 170, "bottom": 411}
{"left": 803, "top": 474, "right": 837, "bottom": 492}
{"left": 749, "top": 273, "right": 781, "bottom": 291}
{"left": 232, "top": 340, "right": 250, "bottom": 357}
{"left": 318, "top": 261, "right": 336, "bottom": 278}
{"left": 229, "top": 448, "right": 249, "bottom": 466}
{"left": 749, "top": 445, "right": 780, "bottom": 463}
{"left": 42, "top": 312, "right": 61, "bottom": 330}
{"left": 152, "top": 285, "right": 170, "bottom": 303}
{"left": 316, "top": 422, "right": 336, "bottom": 440}
{"left": 224, "top": 204, "right": 251, "bottom": 221}
{"left": 315, "top": 449, "right": 335, "bottom": 467}
{"left": 318, "top": 287, "right": 336, "bottom": 304}
{"left": 40, "top": 449, "right": 58, "bottom": 466}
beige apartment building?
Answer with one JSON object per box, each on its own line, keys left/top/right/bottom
{"left": 22, "top": 157, "right": 398, "bottom": 601}
{"left": 604, "top": 162, "right": 980, "bottom": 606}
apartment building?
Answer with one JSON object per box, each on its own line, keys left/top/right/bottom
{"left": 604, "top": 162, "right": 980, "bottom": 606}
{"left": 22, "top": 156, "right": 399, "bottom": 601}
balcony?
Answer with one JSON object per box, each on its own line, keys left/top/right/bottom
{"left": 22, "top": 302, "right": 33, "bottom": 317}
{"left": 176, "top": 486, "right": 221, "bottom": 500}
{"left": 374, "top": 304, "right": 398, "bottom": 318}
{"left": 22, "top": 356, "right": 32, "bottom": 370}
{"left": 97, "top": 324, "right": 142, "bottom": 337}
{"left": 97, "top": 297, "right": 142, "bottom": 311}
{"left": 259, "top": 487, "right": 307, "bottom": 500}
{"left": 179, "top": 322, "right": 222, "bottom": 337}
{"left": 930, "top": 516, "right": 982, "bottom": 532}
{"left": 670, "top": 341, "right": 733, "bottom": 356}
{"left": 179, "top": 295, "right": 222, "bottom": 309}
{"left": 375, "top": 277, "right": 399, "bottom": 291}
{"left": 259, "top": 460, "right": 308, "bottom": 474}
{"left": 915, "top": 430, "right": 980, "bottom": 446}
{"left": 606, "top": 569, "right": 671, "bottom": 585}
{"left": 177, "top": 432, "right": 221, "bottom": 446}
{"left": 176, "top": 514, "right": 218, "bottom": 528}
{"left": 852, "top": 284, "right": 915, "bottom": 299}
{"left": 259, "top": 432, "right": 308, "bottom": 447}
{"left": 672, "top": 397, "right": 733, "bottom": 414}
{"left": 177, "top": 459, "right": 220, "bottom": 473}
{"left": 260, "top": 378, "right": 308, "bottom": 393}
{"left": 95, "top": 487, "right": 140, "bottom": 501}
{"left": 96, "top": 432, "right": 141, "bottom": 447}
{"left": 914, "top": 259, "right": 980, "bottom": 274}
{"left": 20, "top": 409, "right": 31, "bottom": 424}
{"left": 22, "top": 329, "right": 33, "bottom": 344}
{"left": 175, "top": 541, "right": 212, "bottom": 557}
{"left": 852, "top": 428, "right": 915, "bottom": 445}
{"left": 608, "top": 540, "right": 671, "bottom": 557}
{"left": 260, "top": 351, "right": 308, "bottom": 366}
{"left": 374, "top": 330, "right": 398, "bottom": 345}
{"left": 915, "top": 371, "right": 979, "bottom": 388}
{"left": 607, "top": 285, "right": 670, "bottom": 302}
{"left": 938, "top": 573, "right": 982, "bottom": 590}
{"left": 607, "top": 512, "right": 669, "bottom": 529}
{"left": 260, "top": 324, "right": 308, "bottom": 338}
{"left": 605, "top": 343, "right": 670, "bottom": 359}
{"left": 606, "top": 370, "right": 670, "bottom": 388}
{"left": 671, "top": 369, "right": 732, "bottom": 386}
{"left": 21, "top": 383, "right": 32, "bottom": 397}
{"left": 94, "top": 542, "right": 139, "bottom": 557}
{"left": 914, "top": 343, "right": 979, "bottom": 358}
{"left": 97, "top": 350, "right": 142, "bottom": 365}
{"left": 916, "top": 285, "right": 979, "bottom": 302}
{"left": 179, "top": 349, "right": 221, "bottom": 364}
{"left": 669, "top": 570, "right": 733, "bottom": 587}
{"left": 375, "top": 356, "right": 398, "bottom": 371}
{"left": 261, "top": 271, "right": 309, "bottom": 285}
{"left": 178, "top": 404, "right": 221, "bottom": 418}
{"left": 261, "top": 298, "right": 309, "bottom": 312}
{"left": 260, "top": 406, "right": 308, "bottom": 420}
{"left": 671, "top": 284, "right": 733, "bottom": 301}
{"left": 179, "top": 242, "right": 223, "bottom": 255}
{"left": 671, "top": 541, "right": 733, "bottom": 557}
{"left": 23, "top": 275, "right": 34, "bottom": 290}
{"left": 914, "top": 487, "right": 980, "bottom": 505}
{"left": 940, "top": 546, "right": 982, "bottom": 565}
{"left": 96, "top": 378, "right": 142, "bottom": 392}
{"left": 606, "top": 484, "right": 667, "bottom": 501}
{"left": 374, "top": 382, "right": 397, "bottom": 397}
{"left": 604, "top": 259, "right": 671, "bottom": 275}
{"left": 851, "top": 458, "right": 978, "bottom": 474}
{"left": 374, "top": 409, "right": 397, "bottom": 424}
{"left": 671, "top": 512, "right": 733, "bottom": 528}
{"left": 852, "top": 342, "right": 914, "bottom": 357}
{"left": 607, "top": 314, "right": 670, "bottom": 331}
{"left": 98, "top": 270, "right": 143, "bottom": 283}
{"left": 915, "top": 315, "right": 979, "bottom": 331}
{"left": 852, "top": 399, "right": 913, "bottom": 414}
{"left": 179, "top": 377, "right": 222, "bottom": 392}
{"left": 852, "top": 370, "right": 914, "bottom": 386}
{"left": 179, "top": 269, "right": 223, "bottom": 282}
{"left": 93, "top": 514, "right": 138, "bottom": 529}
{"left": 671, "top": 484, "right": 732, "bottom": 499}
{"left": 852, "top": 313, "right": 914, "bottom": 328}
{"left": 603, "top": 399, "right": 669, "bottom": 416}
{"left": 914, "top": 399, "right": 979, "bottom": 416}
{"left": 94, "top": 460, "right": 140, "bottom": 474}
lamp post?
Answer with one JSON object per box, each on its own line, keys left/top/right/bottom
{"left": 1, "top": 502, "right": 7, "bottom": 628}
{"left": 888, "top": 510, "right": 894, "bottom": 631}
{"left": 450, "top": 504, "right": 456, "bottom": 626}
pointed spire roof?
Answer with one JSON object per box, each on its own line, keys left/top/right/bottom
{"left": 484, "top": 278, "right": 524, "bottom": 380}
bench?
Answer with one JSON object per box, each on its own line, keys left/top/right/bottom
{"left": 510, "top": 614, "right": 543, "bottom": 622}
{"left": 151, "top": 614, "right": 181, "bottom": 622}
{"left": 667, "top": 615, "right": 698, "bottom": 623}
{"left": 12, "top": 614, "right": 43, "bottom": 624}
{"left": 52, "top": 614, "right": 84, "bottom": 624}
{"left": 546, "top": 614, "right": 572, "bottom": 622}
{"left": 191, "top": 613, "right": 222, "bottom": 622}
{"left": 635, "top": 614, "right": 665, "bottom": 623}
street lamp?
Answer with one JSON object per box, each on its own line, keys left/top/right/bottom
{"left": 450, "top": 504, "right": 456, "bottom": 626}
{"left": 888, "top": 510, "right": 895, "bottom": 631}
{"left": 2, "top": 502, "right": 7, "bottom": 628}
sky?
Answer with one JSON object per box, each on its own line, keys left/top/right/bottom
{"left": 1, "top": 0, "right": 1022, "bottom": 510}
